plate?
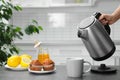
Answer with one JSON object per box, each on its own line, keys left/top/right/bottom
{"left": 28, "top": 68, "right": 56, "bottom": 74}
{"left": 5, "top": 65, "right": 28, "bottom": 70}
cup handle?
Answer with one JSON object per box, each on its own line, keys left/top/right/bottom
{"left": 83, "top": 61, "right": 92, "bottom": 73}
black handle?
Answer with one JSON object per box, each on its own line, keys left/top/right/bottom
{"left": 93, "top": 12, "right": 111, "bottom": 35}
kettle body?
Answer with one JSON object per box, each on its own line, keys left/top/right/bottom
{"left": 78, "top": 13, "right": 116, "bottom": 61}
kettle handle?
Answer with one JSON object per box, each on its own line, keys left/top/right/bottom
{"left": 93, "top": 12, "right": 111, "bottom": 35}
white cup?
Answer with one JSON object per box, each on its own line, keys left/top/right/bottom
{"left": 66, "top": 58, "right": 91, "bottom": 77}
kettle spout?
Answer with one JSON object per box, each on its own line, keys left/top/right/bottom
{"left": 78, "top": 29, "right": 87, "bottom": 39}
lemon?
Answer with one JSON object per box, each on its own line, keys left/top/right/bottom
{"left": 20, "top": 54, "right": 32, "bottom": 59}
{"left": 7, "top": 55, "right": 21, "bottom": 67}
{"left": 20, "top": 57, "right": 31, "bottom": 68}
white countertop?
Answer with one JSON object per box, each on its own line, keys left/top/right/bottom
{"left": 14, "top": 40, "right": 120, "bottom": 46}
{"left": 14, "top": 40, "right": 83, "bottom": 46}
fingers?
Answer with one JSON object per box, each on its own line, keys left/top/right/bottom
{"left": 98, "top": 14, "right": 109, "bottom": 25}
{"left": 100, "top": 19, "right": 108, "bottom": 25}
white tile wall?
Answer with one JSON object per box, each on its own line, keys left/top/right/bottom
{"left": 12, "top": 12, "right": 90, "bottom": 42}
{"left": 12, "top": 0, "right": 120, "bottom": 43}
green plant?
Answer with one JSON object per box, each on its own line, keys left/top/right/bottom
{"left": 0, "top": 0, "right": 43, "bottom": 66}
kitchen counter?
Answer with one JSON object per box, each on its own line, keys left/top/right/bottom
{"left": 14, "top": 40, "right": 120, "bottom": 46}
{"left": 1, "top": 65, "right": 120, "bottom": 80}
{"left": 14, "top": 40, "right": 83, "bottom": 46}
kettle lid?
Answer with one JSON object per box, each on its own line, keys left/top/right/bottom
{"left": 79, "top": 16, "right": 95, "bottom": 29}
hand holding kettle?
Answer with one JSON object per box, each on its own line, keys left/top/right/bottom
{"left": 77, "top": 12, "right": 116, "bottom": 61}
{"left": 99, "top": 6, "right": 120, "bottom": 25}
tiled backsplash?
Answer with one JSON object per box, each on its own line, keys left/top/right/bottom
{"left": 13, "top": 11, "right": 120, "bottom": 42}
{"left": 12, "top": 11, "right": 91, "bottom": 42}
{"left": 11, "top": 0, "right": 120, "bottom": 43}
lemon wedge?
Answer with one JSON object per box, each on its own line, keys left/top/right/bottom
{"left": 20, "top": 57, "right": 31, "bottom": 68}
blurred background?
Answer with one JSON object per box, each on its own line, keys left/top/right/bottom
{"left": 10, "top": 0, "right": 120, "bottom": 65}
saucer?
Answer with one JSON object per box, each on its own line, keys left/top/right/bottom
{"left": 5, "top": 65, "right": 28, "bottom": 71}
{"left": 28, "top": 68, "right": 56, "bottom": 74}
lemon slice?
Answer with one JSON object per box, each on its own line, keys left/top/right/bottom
{"left": 20, "top": 54, "right": 32, "bottom": 59}
{"left": 20, "top": 57, "right": 31, "bottom": 68}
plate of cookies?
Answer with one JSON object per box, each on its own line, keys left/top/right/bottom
{"left": 28, "top": 59, "right": 56, "bottom": 74}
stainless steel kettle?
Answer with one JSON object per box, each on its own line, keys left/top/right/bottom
{"left": 77, "top": 12, "right": 116, "bottom": 61}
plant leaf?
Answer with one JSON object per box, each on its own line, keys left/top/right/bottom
{"left": 32, "top": 19, "right": 38, "bottom": 25}
{"left": 38, "top": 26, "right": 43, "bottom": 30}
{"left": 0, "top": 50, "right": 7, "bottom": 62}
{"left": 15, "top": 27, "right": 21, "bottom": 32}
{"left": 14, "top": 5, "right": 22, "bottom": 11}
{"left": 18, "top": 31, "right": 24, "bottom": 36}
{"left": 35, "top": 27, "right": 39, "bottom": 33}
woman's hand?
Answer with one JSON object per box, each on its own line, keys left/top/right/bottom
{"left": 99, "top": 14, "right": 116, "bottom": 25}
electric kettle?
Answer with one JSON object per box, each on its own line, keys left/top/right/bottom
{"left": 77, "top": 12, "right": 116, "bottom": 61}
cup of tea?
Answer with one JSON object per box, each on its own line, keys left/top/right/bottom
{"left": 66, "top": 57, "right": 91, "bottom": 77}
